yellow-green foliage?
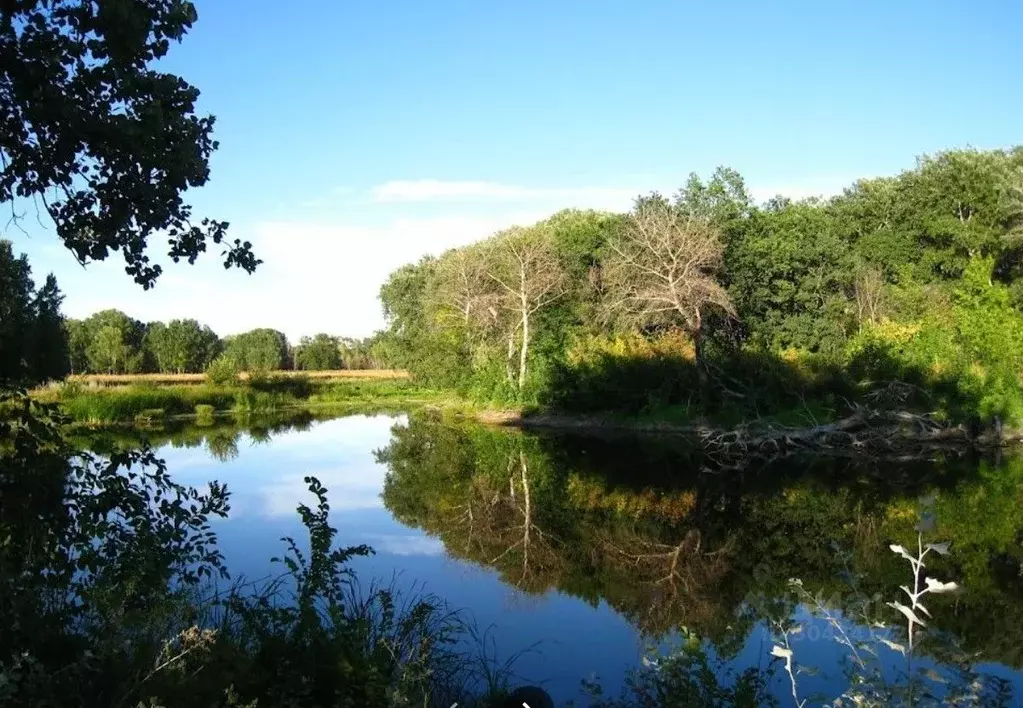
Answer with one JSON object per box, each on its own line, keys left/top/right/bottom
{"left": 205, "top": 354, "right": 240, "bottom": 385}
{"left": 565, "top": 330, "right": 695, "bottom": 367}
{"left": 567, "top": 474, "right": 698, "bottom": 522}
{"left": 847, "top": 258, "right": 1023, "bottom": 423}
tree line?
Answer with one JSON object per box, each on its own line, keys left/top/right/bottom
{"left": 0, "top": 247, "right": 388, "bottom": 383}
{"left": 378, "top": 146, "right": 1023, "bottom": 424}
{"left": 64, "top": 312, "right": 389, "bottom": 376}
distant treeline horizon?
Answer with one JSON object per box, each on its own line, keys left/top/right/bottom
{"left": 0, "top": 249, "right": 391, "bottom": 381}
{"left": 63, "top": 311, "right": 391, "bottom": 375}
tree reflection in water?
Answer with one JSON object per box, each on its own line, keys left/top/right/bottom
{"left": 377, "top": 411, "right": 1023, "bottom": 704}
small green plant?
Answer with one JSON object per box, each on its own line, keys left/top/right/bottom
{"left": 134, "top": 407, "right": 166, "bottom": 424}
{"left": 206, "top": 355, "right": 240, "bottom": 386}
{"left": 194, "top": 404, "right": 215, "bottom": 426}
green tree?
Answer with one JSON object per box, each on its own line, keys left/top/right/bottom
{"left": 29, "top": 274, "right": 70, "bottom": 382}
{"left": 379, "top": 257, "right": 467, "bottom": 386}
{"left": 837, "top": 147, "right": 1023, "bottom": 284}
{"left": 91, "top": 325, "right": 132, "bottom": 375}
{"left": 0, "top": 240, "right": 69, "bottom": 383}
{"left": 294, "top": 334, "right": 342, "bottom": 371}
{"left": 224, "top": 328, "right": 290, "bottom": 371}
{"left": 1, "top": 0, "right": 259, "bottom": 287}
{"left": 0, "top": 240, "right": 35, "bottom": 382}
{"left": 726, "top": 199, "right": 854, "bottom": 354}
{"left": 144, "top": 322, "right": 170, "bottom": 373}
{"left": 82, "top": 310, "right": 146, "bottom": 374}
{"left": 146, "top": 319, "right": 221, "bottom": 373}
{"left": 65, "top": 319, "right": 90, "bottom": 375}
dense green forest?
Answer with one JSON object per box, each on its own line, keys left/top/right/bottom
{"left": 0, "top": 245, "right": 388, "bottom": 382}
{"left": 377, "top": 148, "right": 1023, "bottom": 426}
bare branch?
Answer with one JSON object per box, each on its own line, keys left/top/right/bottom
{"left": 601, "top": 199, "right": 734, "bottom": 359}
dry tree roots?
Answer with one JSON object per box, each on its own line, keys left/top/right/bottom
{"left": 696, "top": 404, "right": 999, "bottom": 462}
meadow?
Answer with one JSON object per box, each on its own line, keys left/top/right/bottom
{"left": 29, "top": 370, "right": 447, "bottom": 425}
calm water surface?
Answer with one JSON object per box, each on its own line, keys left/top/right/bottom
{"left": 109, "top": 411, "right": 1023, "bottom": 705}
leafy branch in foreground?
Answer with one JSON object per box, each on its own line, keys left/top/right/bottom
{"left": 1, "top": 0, "right": 259, "bottom": 287}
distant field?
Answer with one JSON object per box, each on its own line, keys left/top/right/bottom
{"left": 66, "top": 369, "right": 410, "bottom": 386}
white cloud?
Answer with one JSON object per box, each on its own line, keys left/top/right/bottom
{"left": 371, "top": 179, "right": 642, "bottom": 209}
{"left": 359, "top": 534, "right": 444, "bottom": 557}
{"left": 53, "top": 210, "right": 557, "bottom": 339}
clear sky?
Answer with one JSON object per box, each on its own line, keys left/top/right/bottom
{"left": 10, "top": 0, "right": 1023, "bottom": 340}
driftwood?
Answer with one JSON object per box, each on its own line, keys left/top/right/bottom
{"left": 479, "top": 403, "right": 1019, "bottom": 462}
{"left": 695, "top": 406, "right": 1010, "bottom": 462}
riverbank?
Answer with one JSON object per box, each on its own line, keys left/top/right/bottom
{"left": 31, "top": 376, "right": 456, "bottom": 425}
{"left": 33, "top": 374, "right": 1018, "bottom": 455}
{"left": 467, "top": 404, "right": 1020, "bottom": 457}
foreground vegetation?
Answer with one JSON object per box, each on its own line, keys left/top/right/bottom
{"left": 1, "top": 398, "right": 534, "bottom": 708}
{"left": 377, "top": 148, "right": 1023, "bottom": 440}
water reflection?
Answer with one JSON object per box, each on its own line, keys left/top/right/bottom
{"left": 82, "top": 409, "right": 1023, "bottom": 703}
{"left": 374, "top": 411, "right": 1023, "bottom": 702}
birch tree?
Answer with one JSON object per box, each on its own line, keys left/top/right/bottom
{"left": 487, "top": 226, "right": 567, "bottom": 390}
{"left": 602, "top": 197, "right": 734, "bottom": 369}
{"left": 432, "top": 244, "right": 502, "bottom": 355}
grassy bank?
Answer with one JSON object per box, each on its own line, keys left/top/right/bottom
{"left": 32, "top": 376, "right": 453, "bottom": 425}
{"left": 66, "top": 368, "right": 409, "bottom": 386}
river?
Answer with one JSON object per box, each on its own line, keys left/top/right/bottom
{"left": 89, "top": 409, "right": 1023, "bottom": 705}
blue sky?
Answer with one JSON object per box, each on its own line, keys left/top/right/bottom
{"left": 10, "top": 0, "right": 1023, "bottom": 339}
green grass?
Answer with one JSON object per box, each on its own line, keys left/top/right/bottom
{"left": 36, "top": 378, "right": 452, "bottom": 424}
{"left": 53, "top": 384, "right": 236, "bottom": 423}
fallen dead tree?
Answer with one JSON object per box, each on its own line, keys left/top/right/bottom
{"left": 696, "top": 405, "right": 1013, "bottom": 460}
{"left": 478, "top": 403, "right": 1020, "bottom": 461}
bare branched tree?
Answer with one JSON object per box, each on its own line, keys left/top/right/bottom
{"left": 602, "top": 198, "right": 734, "bottom": 369}
{"left": 854, "top": 264, "right": 887, "bottom": 329}
{"left": 486, "top": 227, "right": 567, "bottom": 389}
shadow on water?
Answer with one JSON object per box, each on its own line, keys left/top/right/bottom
{"left": 375, "top": 409, "right": 1023, "bottom": 703}
{"left": 17, "top": 404, "right": 1023, "bottom": 705}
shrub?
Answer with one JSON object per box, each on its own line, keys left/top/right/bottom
{"left": 194, "top": 404, "right": 216, "bottom": 426}
{"left": 206, "top": 355, "right": 240, "bottom": 386}
{"left": 249, "top": 372, "right": 312, "bottom": 398}
{"left": 245, "top": 365, "right": 270, "bottom": 387}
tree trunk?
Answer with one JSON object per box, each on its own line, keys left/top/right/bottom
{"left": 692, "top": 321, "right": 708, "bottom": 389}
{"left": 520, "top": 450, "right": 531, "bottom": 578}
{"left": 518, "top": 310, "right": 529, "bottom": 390}
{"left": 506, "top": 330, "right": 517, "bottom": 384}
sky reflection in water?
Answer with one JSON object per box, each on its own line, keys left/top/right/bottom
{"left": 154, "top": 413, "right": 1023, "bottom": 705}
